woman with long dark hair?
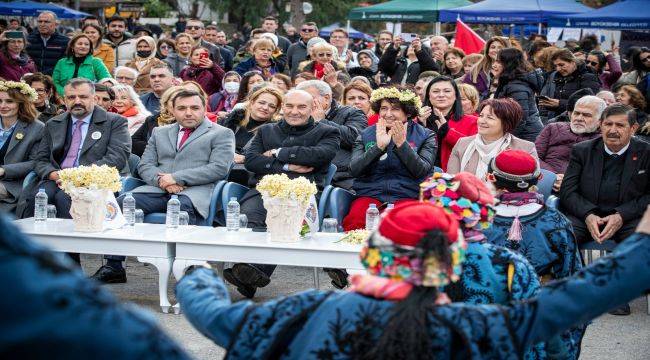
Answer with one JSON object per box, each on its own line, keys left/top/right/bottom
{"left": 235, "top": 71, "right": 266, "bottom": 104}
{"left": 422, "top": 76, "right": 478, "bottom": 170}
{"left": 176, "top": 200, "right": 650, "bottom": 359}
{"left": 492, "top": 47, "right": 544, "bottom": 141}
{"left": 0, "top": 31, "right": 36, "bottom": 81}
{"left": 586, "top": 49, "right": 622, "bottom": 90}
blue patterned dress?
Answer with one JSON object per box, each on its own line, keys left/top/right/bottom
{"left": 177, "top": 232, "right": 650, "bottom": 360}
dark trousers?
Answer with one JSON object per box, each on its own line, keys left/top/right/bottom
{"left": 239, "top": 188, "right": 276, "bottom": 277}
{"left": 567, "top": 214, "right": 640, "bottom": 245}
{"left": 22, "top": 180, "right": 82, "bottom": 264}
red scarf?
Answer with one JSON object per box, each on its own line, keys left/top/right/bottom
{"left": 120, "top": 106, "right": 139, "bottom": 118}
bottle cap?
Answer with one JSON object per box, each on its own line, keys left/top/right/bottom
{"left": 369, "top": 204, "right": 377, "bottom": 208}
{"left": 171, "top": 195, "right": 178, "bottom": 199}
{"left": 230, "top": 197, "right": 237, "bottom": 201}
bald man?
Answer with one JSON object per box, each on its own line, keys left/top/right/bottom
{"left": 223, "top": 89, "right": 341, "bottom": 298}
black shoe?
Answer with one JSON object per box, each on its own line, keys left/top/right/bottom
{"left": 232, "top": 263, "right": 271, "bottom": 288}
{"left": 91, "top": 265, "right": 127, "bottom": 284}
{"left": 608, "top": 303, "right": 631, "bottom": 316}
{"left": 223, "top": 268, "right": 256, "bottom": 299}
{"left": 325, "top": 268, "right": 349, "bottom": 289}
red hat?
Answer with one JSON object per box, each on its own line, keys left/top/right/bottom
{"left": 453, "top": 172, "right": 495, "bottom": 206}
{"left": 378, "top": 201, "right": 459, "bottom": 247}
{"left": 493, "top": 150, "right": 538, "bottom": 176}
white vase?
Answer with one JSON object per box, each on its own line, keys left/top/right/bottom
{"left": 68, "top": 187, "right": 108, "bottom": 232}
{"left": 261, "top": 194, "right": 308, "bottom": 243}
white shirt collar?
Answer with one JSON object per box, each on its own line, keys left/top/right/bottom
{"left": 72, "top": 111, "right": 93, "bottom": 125}
{"left": 604, "top": 142, "right": 629, "bottom": 156}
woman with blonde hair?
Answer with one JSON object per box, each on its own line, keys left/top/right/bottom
{"left": 131, "top": 85, "right": 184, "bottom": 156}
{"left": 164, "top": 33, "right": 193, "bottom": 76}
{"left": 235, "top": 38, "right": 285, "bottom": 79}
{"left": 219, "top": 86, "right": 283, "bottom": 163}
{"left": 463, "top": 36, "right": 510, "bottom": 97}
{"left": 457, "top": 83, "right": 480, "bottom": 116}
{"left": 125, "top": 36, "right": 165, "bottom": 93}
{"left": 111, "top": 84, "right": 151, "bottom": 135}
{"left": 0, "top": 81, "right": 44, "bottom": 212}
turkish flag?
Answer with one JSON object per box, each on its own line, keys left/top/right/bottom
{"left": 454, "top": 19, "right": 486, "bottom": 55}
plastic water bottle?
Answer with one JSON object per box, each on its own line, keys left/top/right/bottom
{"left": 166, "top": 195, "right": 180, "bottom": 228}
{"left": 386, "top": 203, "right": 395, "bottom": 212}
{"left": 365, "top": 204, "right": 380, "bottom": 231}
{"left": 123, "top": 192, "right": 136, "bottom": 226}
{"left": 226, "top": 197, "right": 240, "bottom": 231}
{"left": 34, "top": 188, "right": 48, "bottom": 222}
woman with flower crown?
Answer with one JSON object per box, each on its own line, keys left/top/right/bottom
{"left": 0, "top": 81, "right": 44, "bottom": 213}
{"left": 176, "top": 200, "right": 650, "bottom": 359}
{"left": 342, "top": 86, "right": 437, "bottom": 232}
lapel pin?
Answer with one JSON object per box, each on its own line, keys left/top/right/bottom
{"left": 91, "top": 131, "right": 102, "bottom": 140}
{"left": 15, "top": 132, "right": 24, "bottom": 140}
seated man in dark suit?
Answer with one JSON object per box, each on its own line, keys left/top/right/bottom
{"left": 23, "top": 77, "right": 130, "bottom": 221}
{"left": 560, "top": 104, "right": 650, "bottom": 315}
{"left": 223, "top": 89, "right": 341, "bottom": 298}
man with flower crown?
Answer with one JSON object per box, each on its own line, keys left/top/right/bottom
{"left": 175, "top": 200, "right": 650, "bottom": 359}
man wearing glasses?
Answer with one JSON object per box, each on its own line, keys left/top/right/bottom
{"left": 287, "top": 22, "right": 319, "bottom": 77}
{"left": 184, "top": 19, "right": 224, "bottom": 70}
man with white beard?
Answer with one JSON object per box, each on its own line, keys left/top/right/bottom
{"left": 535, "top": 95, "right": 606, "bottom": 190}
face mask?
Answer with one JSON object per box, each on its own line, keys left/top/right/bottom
{"left": 224, "top": 81, "right": 240, "bottom": 94}
{"left": 137, "top": 50, "right": 152, "bottom": 58}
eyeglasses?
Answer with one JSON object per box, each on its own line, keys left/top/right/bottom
{"left": 160, "top": 45, "right": 171, "bottom": 50}
{"left": 316, "top": 53, "right": 332, "bottom": 57}
{"left": 186, "top": 26, "right": 203, "bottom": 30}
{"left": 116, "top": 76, "right": 135, "bottom": 81}
{"left": 587, "top": 60, "right": 599, "bottom": 66}
{"left": 301, "top": 28, "right": 316, "bottom": 33}
{"left": 33, "top": 88, "right": 47, "bottom": 94}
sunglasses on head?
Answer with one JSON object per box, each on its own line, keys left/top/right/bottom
{"left": 301, "top": 28, "right": 316, "bottom": 33}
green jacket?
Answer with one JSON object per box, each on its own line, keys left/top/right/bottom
{"left": 53, "top": 55, "right": 111, "bottom": 96}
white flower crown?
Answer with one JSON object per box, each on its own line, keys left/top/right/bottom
{"left": 370, "top": 87, "right": 422, "bottom": 110}
{"left": 0, "top": 80, "right": 38, "bottom": 102}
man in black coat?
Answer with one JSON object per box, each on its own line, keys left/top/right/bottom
{"left": 26, "top": 11, "right": 69, "bottom": 75}
{"left": 223, "top": 89, "right": 341, "bottom": 298}
{"left": 378, "top": 37, "right": 439, "bottom": 85}
{"left": 560, "top": 104, "right": 649, "bottom": 245}
{"left": 297, "top": 80, "right": 367, "bottom": 189}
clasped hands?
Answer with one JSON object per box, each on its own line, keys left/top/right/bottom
{"left": 376, "top": 117, "right": 407, "bottom": 150}
{"left": 262, "top": 149, "right": 313, "bottom": 173}
{"left": 158, "top": 173, "right": 183, "bottom": 194}
{"left": 586, "top": 212, "right": 624, "bottom": 243}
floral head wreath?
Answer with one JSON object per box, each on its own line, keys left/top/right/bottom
{"left": 369, "top": 87, "right": 422, "bottom": 111}
{"left": 0, "top": 81, "right": 38, "bottom": 102}
{"left": 420, "top": 172, "right": 496, "bottom": 233}
{"left": 359, "top": 202, "right": 467, "bottom": 288}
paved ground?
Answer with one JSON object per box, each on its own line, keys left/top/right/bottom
{"left": 81, "top": 255, "right": 650, "bottom": 359}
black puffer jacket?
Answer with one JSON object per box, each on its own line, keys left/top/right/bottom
{"left": 320, "top": 101, "right": 368, "bottom": 189}
{"left": 495, "top": 70, "right": 545, "bottom": 142}
{"left": 26, "top": 32, "right": 69, "bottom": 75}
{"left": 378, "top": 45, "right": 439, "bottom": 85}
{"left": 347, "top": 67, "right": 378, "bottom": 88}
{"left": 540, "top": 63, "right": 601, "bottom": 121}
{"left": 244, "top": 118, "right": 341, "bottom": 188}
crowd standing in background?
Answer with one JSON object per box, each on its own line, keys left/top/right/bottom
{"left": 0, "top": 10, "right": 649, "bottom": 358}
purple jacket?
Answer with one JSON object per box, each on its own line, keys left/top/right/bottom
{"left": 179, "top": 63, "right": 225, "bottom": 96}
{"left": 535, "top": 122, "right": 601, "bottom": 174}
{"left": 0, "top": 51, "right": 36, "bottom": 81}
{"left": 463, "top": 70, "right": 489, "bottom": 97}
{"left": 598, "top": 54, "right": 622, "bottom": 90}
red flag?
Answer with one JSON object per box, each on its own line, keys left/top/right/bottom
{"left": 454, "top": 19, "right": 486, "bottom": 55}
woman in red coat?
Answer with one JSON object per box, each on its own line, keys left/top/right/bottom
{"left": 421, "top": 76, "right": 478, "bottom": 170}
{"left": 0, "top": 31, "right": 36, "bottom": 81}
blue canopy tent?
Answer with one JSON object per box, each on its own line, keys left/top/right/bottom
{"left": 439, "top": 0, "right": 591, "bottom": 24}
{"left": 548, "top": 0, "right": 650, "bottom": 30}
{"left": 319, "top": 23, "right": 374, "bottom": 41}
{"left": 0, "top": 0, "right": 89, "bottom": 19}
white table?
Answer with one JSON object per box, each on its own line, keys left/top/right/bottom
{"left": 172, "top": 228, "right": 364, "bottom": 309}
{"left": 13, "top": 218, "right": 202, "bottom": 314}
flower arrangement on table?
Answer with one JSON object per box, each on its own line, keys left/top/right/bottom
{"left": 58, "top": 165, "right": 123, "bottom": 232}
{"left": 257, "top": 174, "right": 317, "bottom": 242}
{"left": 336, "top": 229, "right": 371, "bottom": 245}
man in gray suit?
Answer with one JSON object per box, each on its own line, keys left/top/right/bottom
{"left": 96, "top": 89, "right": 235, "bottom": 282}
{"left": 24, "top": 78, "right": 131, "bottom": 220}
